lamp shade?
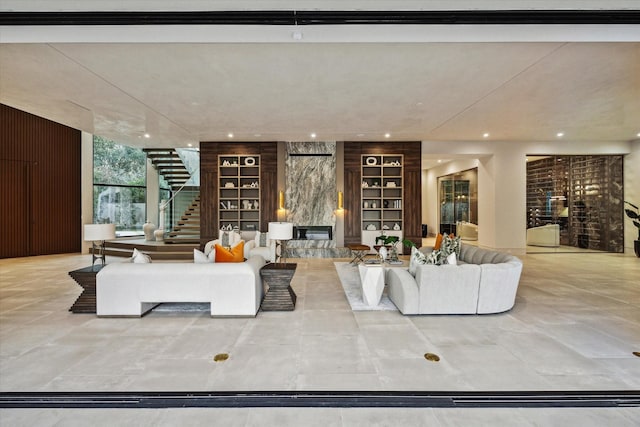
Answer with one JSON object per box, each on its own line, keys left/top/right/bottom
{"left": 268, "top": 222, "right": 293, "bottom": 240}
{"left": 84, "top": 223, "right": 116, "bottom": 241}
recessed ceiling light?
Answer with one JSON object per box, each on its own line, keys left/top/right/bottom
{"left": 292, "top": 31, "right": 303, "bottom": 40}
{"left": 437, "top": 159, "right": 442, "bottom": 163}
{"left": 384, "top": 133, "right": 391, "bottom": 138}
{"left": 254, "top": 133, "right": 262, "bottom": 137}
{"left": 483, "top": 133, "right": 490, "bottom": 138}
{"left": 416, "top": 102, "right": 423, "bottom": 106}
{"left": 143, "top": 133, "right": 150, "bottom": 139}
{"left": 187, "top": 143, "right": 192, "bottom": 147}
{"left": 636, "top": 132, "right": 640, "bottom": 137}
{"left": 310, "top": 133, "right": 316, "bottom": 139}
{"left": 227, "top": 133, "right": 234, "bottom": 138}
{"left": 357, "top": 133, "right": 365, "bottom": 137}
{"left": 556, "top": 132, "right": 564, "bottom": 138}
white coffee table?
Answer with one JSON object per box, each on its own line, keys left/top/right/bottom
{"left": 358, "top": 263, "right": 385, "bottom": 306}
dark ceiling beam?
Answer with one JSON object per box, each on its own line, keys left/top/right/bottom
{"left": 1, "top": 10, "right": 639, "bottom": 26}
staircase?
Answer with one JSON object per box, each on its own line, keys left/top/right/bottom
{"left": 165, "top": 195, "right": 201, "bottom": 244}
{"left": 143, "top": 149, "right": 191, "bottom": 189}
{"left": 143, "top": 148, "right": 201, "bottom": 244}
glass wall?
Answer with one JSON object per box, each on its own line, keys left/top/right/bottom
{"left": 438, "top": 168, "right": 478, "bottom": 235}
{"left": 93, "top": 136, "right": 147, "bottom": 237}
{"left": 526, "top": 155, "right": 624, "bottom": 252}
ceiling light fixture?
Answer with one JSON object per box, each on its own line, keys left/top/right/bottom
{"left": 636, "top": 132, "right": 640, "bottom": 137}
{"left": 143, "top": 133, "right": 150, "bottom": 139}
{"left": 384, "top": 133, "right": 391, "bottom": 138}
{"left": 437, "top": 159, "right": 442, "bottom": 163}
{"left": 357, "top": 133, "right": 365, "bottom": 137}
{"left": 483, "top": 133, "right": 490, "bottom": 138}
{"left": 556, "top": 132, "right": 564, "bottom": 138}
{"left": 292, "top": 31, "right": 303, "bottom": 41}
{"left": 227, "top": 133, "right": 234, "bottom": 138}
{"left": 310, "top": 133, "right": 316, "bottom": 139}
{"left": 187, "top": 143, "right": 192, "bottom": 147}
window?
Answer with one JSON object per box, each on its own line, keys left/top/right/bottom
{"left": 93, "top": 136, "right": 146, "bottom": 236}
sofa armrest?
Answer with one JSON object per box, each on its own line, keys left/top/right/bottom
{"left": 386, "top": 268, "right": 420, "bottom": 314}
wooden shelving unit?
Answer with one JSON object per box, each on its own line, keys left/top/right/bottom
{"left": 361, "top": 154, "right": 403, "bottom": 251}
{"left": 218, "top": 154, "right": 261, "bottom": 232}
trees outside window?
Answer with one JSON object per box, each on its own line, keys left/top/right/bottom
{"left": 93, "top": 136, "right": 146, "bottom": 236}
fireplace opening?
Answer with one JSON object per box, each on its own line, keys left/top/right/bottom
{"left": 292, "top": 226, "right": 333, "bottom": 240}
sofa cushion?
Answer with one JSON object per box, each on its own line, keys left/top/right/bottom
{"left": 131, "top": 248, "right": 152, "bottom": 263}
{"left": 219, "top": 230, "right": 242, "bottom": 247}
{"left": 215, "top": 242, "right": 245, "bottom": 262}
{"left": 194, "top": 248, "right": 215, "bottom": 263}
{"left": 434, "top": 233, "right": 444, "bottom": 250}
{"left": 255, "top": 230, "right": 270, "bottom": 248}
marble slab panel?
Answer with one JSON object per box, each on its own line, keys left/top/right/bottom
{"left": 285, "top": 141, "right": 336, "bottom": 228}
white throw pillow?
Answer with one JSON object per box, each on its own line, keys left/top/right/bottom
{"left": 446, "top": 252, "right": 457, "bottom": 265}
{"left": 194, "top": 248, "right": 215, "bottom": 263}
{"left": 254, "top": 231, "right": 270, "bottom": 248}
{"left": 131, "top": 248, "right": 152, "bottom": 263}
{"left": 409, "top": 246, "right": 427, "bottom": 276}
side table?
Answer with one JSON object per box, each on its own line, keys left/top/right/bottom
{"left": 358, "top": 264, "right": 385, "bottom": 306}
{"left": 68, "top": 265, "right": 105, "bottom": 313}
{"left": 260, "top": 263, "right": 297, "bottom": 311}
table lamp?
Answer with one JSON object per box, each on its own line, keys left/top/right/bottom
{"left": 84, "top": 223, "right": 116, "bottom": 266}
{"left": 268, "top": 222, "right": 293, "bottom": 264}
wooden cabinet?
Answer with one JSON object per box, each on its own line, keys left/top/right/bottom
{"left": 218, "top": 155, "right": 261, "bottom": 232}
{"left": 361, "top": 154, "right": 403, "bottom": 251}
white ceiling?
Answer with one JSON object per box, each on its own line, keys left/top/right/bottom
{"left": 1, "top": 4, "right": 639, "bottom": 171}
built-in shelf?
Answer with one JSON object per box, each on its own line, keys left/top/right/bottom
{"left": 361, "top": 154, "right": 403, "bottom": 251}
{"left": 218, "top": 155, "right": 261, "bottom": 232}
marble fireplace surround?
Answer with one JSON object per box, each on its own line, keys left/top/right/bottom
{"left": 284, "top": 142, "right": 348, "bottom": 258}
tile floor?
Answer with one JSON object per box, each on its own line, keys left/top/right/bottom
{"left": 1, "top": 247, "right": 639, "bottom": 425}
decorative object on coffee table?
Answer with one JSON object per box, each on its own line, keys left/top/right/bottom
{"left": 69, "top": 265, "right": 105, "bottom": 313}
{"left": 260, "top": 262, "right": 297, "bottom": 311}
{"left": 84, "top": 223, "right": 116, "bottom": 266}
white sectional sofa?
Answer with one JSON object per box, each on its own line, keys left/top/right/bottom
{"left": 387, "top": 245, "right": 522, "bottom": 315}
{"left": 96, "top": 255, "right": 266, "bottom": 317}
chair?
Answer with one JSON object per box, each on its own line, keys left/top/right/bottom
{"left": 204, "top": 230, "right": 252, "bottom": 259}
{"left": 456, "top": 221, "right": 478, "bottom": 241}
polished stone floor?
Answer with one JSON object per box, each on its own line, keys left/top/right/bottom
{"left": 1, "top": 247, "right": 639, "bottom": 425}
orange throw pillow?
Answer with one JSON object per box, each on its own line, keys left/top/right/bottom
{"left": 214, "top": 241, "right": 244, "bottom": 263}
{"left": 434, "top": 233, "right": 444, "bottom": 250}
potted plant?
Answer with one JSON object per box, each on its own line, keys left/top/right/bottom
{"left": 624, "top": 201, "right": 640, "bottom": 257}
{"left": 374, "top": 233, "right": 400, "bottom": 261}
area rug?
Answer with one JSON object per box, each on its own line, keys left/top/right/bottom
{"left": 333, "top": 262, "right": 398, "bottom": 311}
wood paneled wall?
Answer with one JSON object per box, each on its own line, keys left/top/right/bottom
{"left": 344, "top": 142, "right": 422, "bottom": 247}
{"left": 0, "top": 104, "right": 81, "bottom": 258}
{"left": 199, "top": 141, "right": 278, "bottom": 247}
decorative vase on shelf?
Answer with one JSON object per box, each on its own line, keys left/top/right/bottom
{"left": 371, "top": 201, "right": 377, "bottom": 209}
{"left": 143, "top": 220, "right": 156, "bottom": 241}
{"left": 364, "top": 201, "right": 369, "bottom": 209}
{"left": 154, "top": 228, "right": 164, "bottom": 242}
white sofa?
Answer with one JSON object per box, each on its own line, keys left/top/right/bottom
{"left": 387, "top": 245, "right": 522, "bottom": 315}
{"left": 526, "top": 224, "right": 560, "bottom": 247}
{"left": 456, "top": 221, "right": 478, "bottom": 241}
{"left": 203, "top": 231, "right": 276, "bottom": 262}
{"left": 96, "top": 255, "right": 266, "bottom": 317}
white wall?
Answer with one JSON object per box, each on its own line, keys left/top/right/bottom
{"left": 624, "top": 140, "right": 640, "bottom": 255}
{"left": 80, "top": 131, "right": 94, "bottom": 254}
{"left": 421, "top": 139, "right": 633, "bottom": 252}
